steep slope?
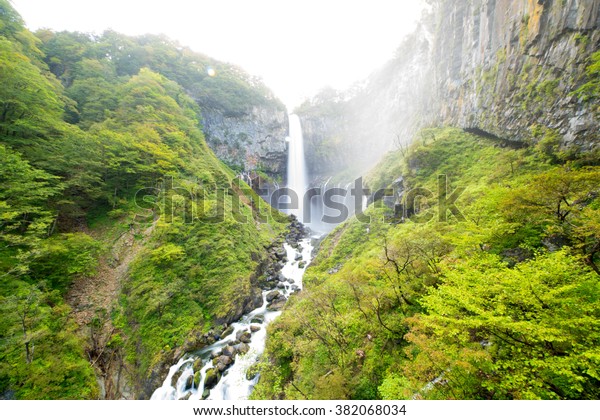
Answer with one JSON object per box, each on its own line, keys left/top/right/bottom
{"left": 0, "top": 1, "right": 287, "bottom": 399}
{"left": 254, "top": 128, "right": 600, "bottom": 400}
{"left": 37, "top": 30, "right": 288, "bottom": 177}
{"left": 298, "top": 0, "right": 600, "bottom": 180}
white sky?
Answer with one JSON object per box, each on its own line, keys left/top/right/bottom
{"left": 11, "top": 0, "right": 424, "bottom": 109}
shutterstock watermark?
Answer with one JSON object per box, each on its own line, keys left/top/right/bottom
{"left": 133, "top": 175, "right": 465, "bottom": 225}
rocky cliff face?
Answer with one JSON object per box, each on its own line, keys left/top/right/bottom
{"left": 201, "top": 106, "right": 288, "bottom": 177}
{"left": 431, "top": 0, "right": 600, "bottom": 149}
{"left": 298, "top": 0, "right": 600, "bottom": 180}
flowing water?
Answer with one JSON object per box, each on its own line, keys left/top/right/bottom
{"left": 151, "top": 114, "right": 314, "bottom": 400}
{"left": 150, "top": 239, "right": 313, "bottom": 400}
{"left": 286, "top": 114, "right": 308, "bottom": 223}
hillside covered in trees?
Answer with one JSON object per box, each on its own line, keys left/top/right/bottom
{"left": 253, "top": 128, "right": 600, "bottom": 400}
{"left": 1, "top": 0, "right": 599, "bottom": 402}
{"left": 0, "top": 0, "right": 286, "bottom": 399}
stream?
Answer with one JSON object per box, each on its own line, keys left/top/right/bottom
{"left": 150, "top": 238, "right": 313, "bottom": 400}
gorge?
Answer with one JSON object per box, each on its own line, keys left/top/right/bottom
{"left": 0, "top": 0, "right": 599, "bottom": 402}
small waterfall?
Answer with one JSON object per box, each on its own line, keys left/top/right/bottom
{"left": 286, "top": 114, "right": 308, "bottom": 223}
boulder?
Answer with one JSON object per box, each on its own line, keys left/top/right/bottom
{"left": 193, "top": 358, "right": 203, "bottom": 373}
{"left": 221, "top": 325, "right": 235, "bottom": 339}
{"left": 266, "top": 290, "right": 281, "bottom": 302}
{"left": 203, "top": 368, "right": 220, "bottom": 390}
{"left": 275, "top": 248, "right": 286, "bottom": 260}
{"left": 238, "top": 331, "right": 252, "bottom": 343}
{"left": 222, "top": 345, "right": 237, "bottom": 358}
{"left": 185, "top": 374, "right": 194, "bottom": 390}
{"left": 267, "top": 295, "right": 287, "bottom": 311}
{"left": 250, "top": 325, "right": 261, "bottom": 333}
{"left": 171, "top": 368, "right": 184, "bottom": 388}
{"left": 218, "top": 355, "right": 233, "bottom": 366}
{"left": 202, "top": 388, "right": 210, "bottom": 399}
{"left": 183, "top": 334, "right": 209, "bottom": 353}
{"left": 251, "top": 315, "right": 264, "bottom": 324}
{"left": 236, "top": 343, "right": 250, "bottom": 355}
{"left": 172, "top": 361, "right": 193, "bottom": 387}
{"left": 172, "top": 347, "right": 185, "bottom": 363}
{"left": 193, "top": 370, "right": 202, "bottom": 388}
{"left": 211, "top": 349, "right": 222, "bottom": 358}
{"left": 179, "top": 392, "right": 192, "bottom": 400}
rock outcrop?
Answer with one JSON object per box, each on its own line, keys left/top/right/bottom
{"left": 298, "top": 0, "right": 600, "bottom": 180}
{"left": 201, "top": 106, "right": 288, "bottom": 176}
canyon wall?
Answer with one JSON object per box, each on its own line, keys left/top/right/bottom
{"left": 201, "top": 105, "right": 288, "bottom": 177}
{"left": 298, "top": 0, "right": 600, "bottom": 180}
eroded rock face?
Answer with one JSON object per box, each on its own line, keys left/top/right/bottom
{"left": 201, "top": 106, "right": 288, "bottom": 176}
{"left": 299, "top": 0, "right": 600, "bottom": 180}
{"left": 427, "top": 0, "right": 600, "bottom": 150}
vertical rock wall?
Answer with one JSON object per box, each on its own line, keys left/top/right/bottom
{"left": 298, "top": 0, "right": 600, "bottom": 180}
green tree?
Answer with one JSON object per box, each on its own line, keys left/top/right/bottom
{"left": 404, "top": 251, "right": 600, "bottom": 399}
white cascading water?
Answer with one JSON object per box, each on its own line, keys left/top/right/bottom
{"left": 286, "top": 114, "right": 308, "bottom": 223}
{"left": 150, "top": 113, "right": 314, "bottom": 401}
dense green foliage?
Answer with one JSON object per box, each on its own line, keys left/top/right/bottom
{"left": 0, "top": 1, "right": 284, "bottom": 399}
{"left": 36, "top": 29, "right": 284, "bottom": 119}
{"left": 254, "top": 128, "right": 600, "bottom": 400}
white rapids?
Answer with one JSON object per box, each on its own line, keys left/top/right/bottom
{"left": 150, "top": 239, "right": 313, "bottom": 400}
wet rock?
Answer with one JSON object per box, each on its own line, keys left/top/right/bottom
{"left": 236, "top": 343, "right": 251, "bottom": 355}
{"left": 222, "top": 345, "right": 237, "bottom": 358}
{"left": 193, "top": 370, "right": 202, "bottom": 388}
{"left": 179, "top": 392, "right": 192, "bottom": 400}
{"left": 267, "top": 295, "right": 287, "bottom": 311}
{"left": 214, "top": 354, "right": 234, "bottom": 372}
{"left": 202, "top": 388, "right": 210, "bottom": 399}
{"left": 218, "top": 355, "right": 233, "bottom": 366}
{"left": 185, "top": 374, "right": 194, "bottom": 390}
{"left": 237, "top": 330, "right": 252, "bottom": 344}
{"left": 171, "top": 366, "right": 187, "bottom": 388}
{"left": 203, "top": 368, "right": 220, "bottom": 390}
{"left": 277, "top": 282, "right": 286, "bottom": 289}
{"left": 172, "top": 347, "right": 185, "bottom": 363}
{"left": 221, "top": 325, "right": 235, "bottom": 339}
{"left": 211, "top": 349, "right": 222, "bottom": 358}
{"left": 193, "top": 358, "right": 203, "bottom": 373}
{"left": 251, "top": 315, "right": 264, "bottom": 324}
{"left": 266, "top": 290, "right": 281, "bottom": 302}
{"left": 295, "top": 252, "right": 302, "bottom": 261}
{"left": 299, "top": 261, "right": 306, "bottom": 269}
{"left": 275, "top": 248, "right": 286, "bottom": 260}
{"left": 183, "top": 334, "right": 210, "bottom": 353}
{"left": 250, "top": 325, "right": 261, "bottom": 333}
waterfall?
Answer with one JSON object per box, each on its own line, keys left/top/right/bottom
{"left": 286, "top": 114, "right": 308, "bottom": 223}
